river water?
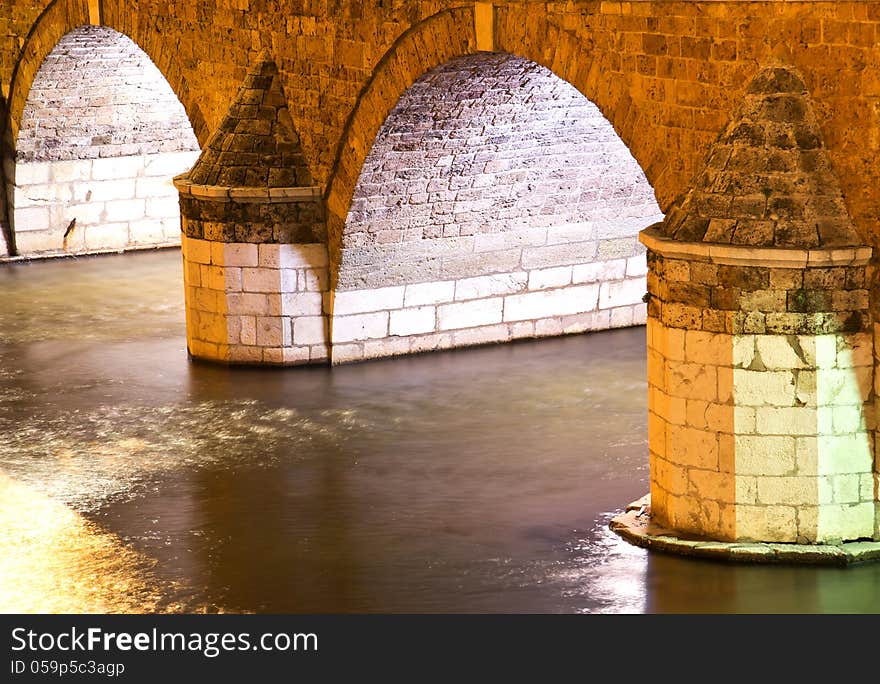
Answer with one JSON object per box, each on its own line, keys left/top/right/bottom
{"left": 1, "top": 249, "right": 879, "bottom": 613}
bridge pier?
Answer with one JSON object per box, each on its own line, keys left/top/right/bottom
{"left": 615, "top": 63, "right": 880, "bottom": 554}
{"left": 175, "top": 54, "right": 330, "bottom": 365}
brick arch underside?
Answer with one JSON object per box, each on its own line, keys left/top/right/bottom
{"left": 326, "top": 7, "right": 670, "bottom": 264}
{"left": 8, "top": 22, "right": 202, "bottom": 255}
{"left": 338, "top": 52, "right": 662, "bottom": 290}
{"left": 6, "top": 0, "right": 207, "bottom": 151}
{"left": 326, "top": 33, "right": 663, "bottom": 363}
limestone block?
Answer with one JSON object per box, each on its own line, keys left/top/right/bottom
{"left": 830, "top": 474, "right": 862, "bottom": 504}
{"left": 817, "top": 434, "right": 874, "bottom": 474}
{"left": 226, "top": 292, "right": 269, "bottom": 316}
{"left": 199, "top": 265, "right": 226, "bottom": 291}
{"left": 228, "top": 345, "right": 263, "bottom": 363}
{"left": 225, "top": 267, "right": 243, "bottom": 292}
{"left": 735, "top": 476, "right": 758, "bottom": 504}
{"left": 546, "top": 222, "right": 595, "bottom": 245}
{"left": 242, "top": 267, "right": 281, "bottom": 293}
{"left": 684, "top": 329, "right": 730, "bottom": 366}
{"left": 527, "top": 266, "right": 572, "bottom": 290}
{"left": 301, "top": 268, "right": 329, "bottom": 292}
{"left": 756, "top": 475, "right": 820, "bottom": 506}
{"left": 734, "top": 406, "right": 756, "bottom": 433}
{"left": 224, "top": 243, "right": 259, "bottom": 267}
{"left": 185, "top": 261, "right": 201, "bottom": 287}
{"left": 626, "top": 254, "right": 648, "bottom": 277}
{"left": 610, "top": 306, "right": 634, "bottom": 327}
{"left": 279, "top": 244, "right": 329, "bottom": 269}
{"left": 735, "top": 435, "right": 797, "bottom": 476}
{"left": 280, "top": 269, "right": 298, "bottom": 293}
{"left": 733, "top": 368, "right": 795, "bottom": 406}
{"left": 454, "top": 324, "right": 510, "bottom": 346}
{"left": 688, "top": 468, "right": 735, "bottom": 504}
{"left": 572, "top": 259, "right": 627, "bottom": 284}
{"left": 333, "top": 286, "right": 405, "bottom": 315}
{"left": 90, "top": 157, "right": 143, "bottom": 181}
{"left": 600, "top": 276, "right": 645, "bottom": 310}
{"left": 404, "top": 281, "right": 456, "bottom": 307}
{"left": 817, "top": 367, "right": 872, "bottom": 405}
{"left": 438, "top": 298, "right": 503, "bottom": 330}
{"left": 282, "top": 292, "right": 324, "bottom": 317}
{"left": 503, "top": 284, "right": 599, "bottom": 322}
{"left": 258, "top": 244, "right": 281, "bottom": 268}
{"left": 283, "top": 347, "right": 312, "bottom": 364}
{"left": 830, "top": 404, "right": 870, "bottom": 433}
{"left": 363, "top": 338, "right": 412, "bottom": 359}
{"left": 14, "top": 162, "right": 51, "bottom": 186}
{"left": 67, "top": 201, "right": 108, "bottom": 226}
{"left": 510, "top": 321, "right": 536, "bottom": 338}
{"left": 145, "top": 196, "right": 179, "bottom": 219}
{"left": 84, "top": 224, "right": 130, "bottom": 250}
{"left": 755, "top": 335, "right": 809, "bottom": 370}
{"left": 143, "top": 151, "right": 200, "bottom": 177}
{"left": 332, "top": 312, "right": 389, "bottom": 343}
{"left": 135, "top": 176, "right": 175, "bottom": 199}
{"left": 521, "top": 242, "right": 599, "bottom": 269}
{"left": 12, "top": 206, "right": 50, "bottom": 232}
{"left": 209, "top": 242, "right": 225, "bottom": 266}
{"left": 455, "top": 272, "right": 528, "bottom": 300}
{"left": 103, "top": 198, "right": 145, "bottom": 223}
{"left": 390, "top": 306, "right": 436, "bottom": 336}
{"left": 240, "top": 316, "right": 256, "bottom": 345}
{"left": 653, "top": 456, "right": 689, "bottom": 496}
{"left": 293, "top": 316, "right": 328, "bottom": 345}
{"left": 562, "top": 309, "right": 610, "bottom": 333}
{"left": 51, "top": 159, "right": 93, "bottom": 183}
{"left": 736, "top": 505, "right": 798, "bottom": 543}
{"left": 817, "top": 503, "right": 876, "bottom": 542}
{"left": 666, "top": 361, "right": 717, "bottom": 402}
{"left": 755, "top": 406, "right": 817, "bottom": 436}
{"left": 410, "top": 332, "right": 454, "bottom": 353}
{"left": 130, "top": 220, "right": 170, "bottom": 245}
{"left": 666, "top": 424, "right": 718, "bottom": 469}
{"left": 184, "top": 238, "right": 212, "bottom": 265}
{"left": 473, "top": 229, "right": 545, "bottom": 253}
{"left": 535, "top": 318, "right": 564, "bottom": 336}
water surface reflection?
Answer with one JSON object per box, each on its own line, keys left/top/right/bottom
{"left": 1, "top": 251, "right": 879, "bottom": 613}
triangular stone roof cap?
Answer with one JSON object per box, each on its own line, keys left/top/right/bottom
{"left": 185, "top": 51, "right": 313, "bottom": 188}
{"left": 660, "top": 64, "right": 860, "bottom": 248}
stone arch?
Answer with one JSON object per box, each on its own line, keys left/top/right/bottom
{"left": 326, "top": 5, "right": 666, "bottom": 266}
{"left": 327, "top": 41, "right": 663, "bottom": 363}
{"left": 5, "top": 0, "right": 208, "bottom": 152}
{"left": 8, "top": 21, "right": 203, "bottom": 255}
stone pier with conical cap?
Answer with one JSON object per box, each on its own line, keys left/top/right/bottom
{"left": 633, "top": 64, "right": 879, "bottom": 547}
{"left": 174, "top": 53, "right": 329, "bottom": 365}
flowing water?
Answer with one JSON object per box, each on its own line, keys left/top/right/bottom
{"left": 1, "top": 249, "right": 879, "bottom": 613}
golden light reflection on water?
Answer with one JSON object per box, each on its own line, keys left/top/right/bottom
{"left": 0, "top": 472, "right": 188, "bottom": 614}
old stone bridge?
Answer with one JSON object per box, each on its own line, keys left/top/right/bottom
{"left": 2, "top": 1, "right": 879, "bottom": 553}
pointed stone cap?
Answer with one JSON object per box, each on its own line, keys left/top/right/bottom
{"left": 185, "top": 52, "right": 313, "bottom": 189}
{"left": 661, "top": 65, "right": 860, "bottom": 248}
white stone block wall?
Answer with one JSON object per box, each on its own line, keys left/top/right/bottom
{"left": 328, "top": 253, "right": 649, "bottom": 364}
{"left": 10, "top": 151, "right": 199, "bottom": 255}
{"left": 182, "top": 236, "right": 330, "bottom": 365}
{"left": 648, "top": 317, "right": 877, "bottom": 543}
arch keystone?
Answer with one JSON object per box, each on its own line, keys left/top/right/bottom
{"left": 474, "top": 3, "right": 494, "bottom": 52}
